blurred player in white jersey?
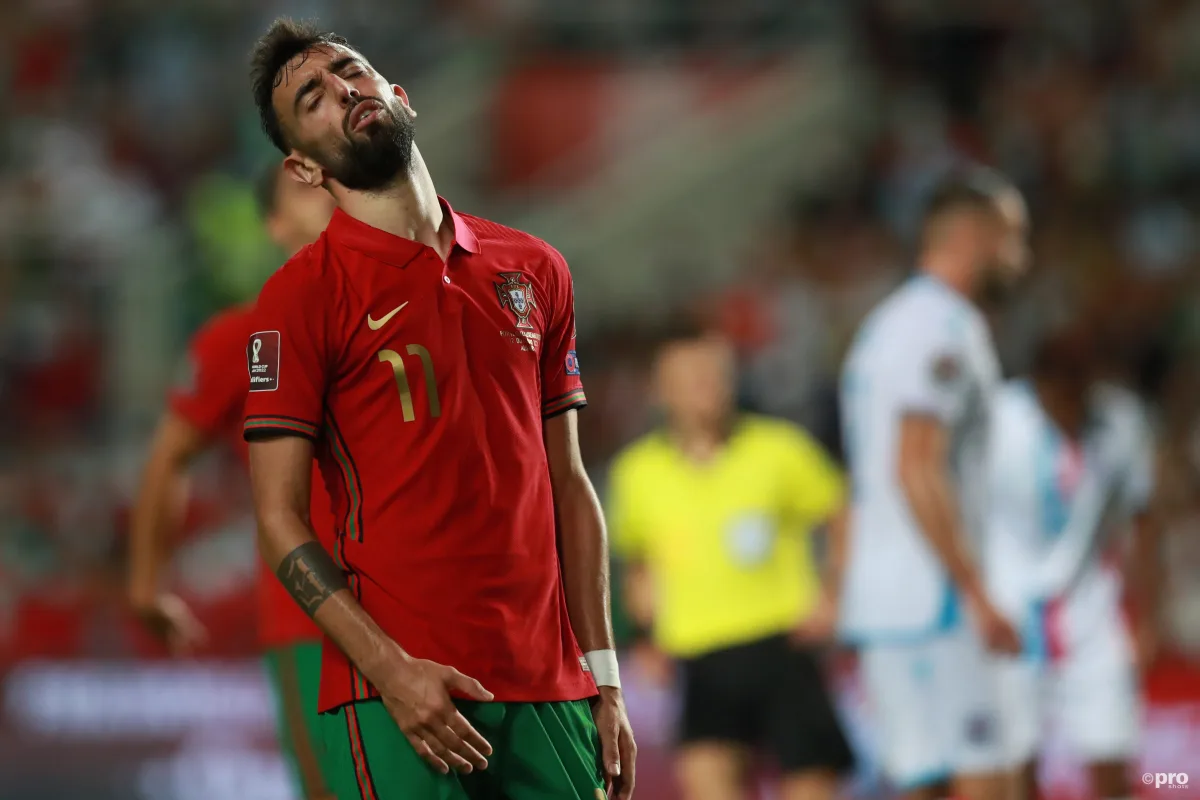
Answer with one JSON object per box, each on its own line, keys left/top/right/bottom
{"left": 987, "top": 324, "right": 1160, "bottom": 800}
{"left": 839, "top": 169, "right": 1029, "bottom": 800}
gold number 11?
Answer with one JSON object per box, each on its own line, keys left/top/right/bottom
{"left": 377, "top": 345, "right": 441, "bottom": 422}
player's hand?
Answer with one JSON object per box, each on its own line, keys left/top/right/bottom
{"left": 592, "top": 686, "right": 636, "bottom": 799}
{"left": 379, "top": 657, "right": 494, "bottom": 775}
{"left": 969, "top": 595, "right": 1022, "bottom": 655}
{"left": 791, "top": 589, "right": 838, "bottom": 644}
{"left": 132, "top": 592, "right": 208, "bottom": 655}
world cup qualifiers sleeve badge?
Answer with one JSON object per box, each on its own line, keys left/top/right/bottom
{"left": 494, "top": 272, "right": 537, "bottom": 329}
{"left": 247, "top": 331, "right": 281, "bottom": 392}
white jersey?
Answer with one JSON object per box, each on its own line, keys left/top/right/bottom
{"left": 985, "top": 381, "right": 1154, "bottom": 639}
{"left": 987, "top": 381, "right": 1152, "bottom": 765}
{"left": 839, "top": 275, "right": 1001, "bottom": 638}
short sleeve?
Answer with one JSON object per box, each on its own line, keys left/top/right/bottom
{"left": 891, "top": 319, "right": 973, "bottom": 424}
{"left": 242, "top": 262, "right": 331, "bottom": 442}
{"left": 607, "top": 449, "right": 648, "bottom": 560}
{"left": 780, "top": 425, "right": 845, "bottom": 525}
{"left": 166, "top": 312, "right": 248, "bottom": 438}
{"left": 539, "top": 248, "right": 586, "bottom": 418}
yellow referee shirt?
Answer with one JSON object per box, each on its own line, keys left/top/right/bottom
{"left": 608, "top": 415, "right": 844, "bottom": 658}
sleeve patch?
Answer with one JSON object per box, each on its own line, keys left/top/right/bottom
{"left": 247, "top": 330, "right": 281, "bottom": 392}
{"left": 931, "top": 352, "right": 962, "bottom": 386}
{"left": 565, "top": 349, "right": 581, "bottom": 376}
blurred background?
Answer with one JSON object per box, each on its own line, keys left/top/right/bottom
{"left": 1, "top": 0, "right": 1200, "bottom": 798}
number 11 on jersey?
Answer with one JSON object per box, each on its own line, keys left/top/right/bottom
{"left": 377, "top": 345, "right": 441, "bottom": 421}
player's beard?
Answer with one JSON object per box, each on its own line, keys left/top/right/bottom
{"left": 314, "top": 98, "right": 416, "bottom": 192}
{"left": 977, "top": 262, "right": 1020, "bottom": 310}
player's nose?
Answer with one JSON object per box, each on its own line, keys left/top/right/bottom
{"left": 333, "top": 76, "right": 360, "bottom": 106}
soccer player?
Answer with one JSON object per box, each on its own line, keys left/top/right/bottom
{"left": 838, "top": 169, "right": 1030, "bottom": 800}
{"left": 986, "top": 324, "right": 1159, "bottom": 800}
{"left": 243, "top": 19, "right": 635, "bottom": 800}
{"left": 609, "top": 325, "right": 855, "bottom": 800}
{"left": 128, "top": 164, "right": 337, "bottom": 799}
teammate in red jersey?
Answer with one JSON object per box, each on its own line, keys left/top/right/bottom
{"left": 128, "top": 164, "right": 337, "bottom": 799}
{"left": 244, "top": 18, "right": 634, "bottom": 800}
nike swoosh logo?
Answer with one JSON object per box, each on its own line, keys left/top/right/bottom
{"left": 366, "top": 302, "right": 409, "bottom": 330}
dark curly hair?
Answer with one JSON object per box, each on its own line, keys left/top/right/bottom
{"left": 250, "top": 18, "right": 350, "bottom": 153}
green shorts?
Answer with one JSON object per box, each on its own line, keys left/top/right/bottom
{"left": 263, "top": 640, "right": 336, "bottom": 799}
{"left": 320, "top": 698, "right": 605, "bottom": 800}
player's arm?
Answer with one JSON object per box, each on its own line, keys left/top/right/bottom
{"left": 249, "top": 434, "right": 493, "bottom": 774}
{"left": 783, "top": 428, "right": 848, "bottom": 642}
{"left": 897, "top": 415, "right": 985, "bottom": 599}
{"left": 1127, "top": 507, "right": 1163, "bottom": 671}
{"left": 1126, "top": 438, "right": 1163, "bottom": 672}
{"left": 539, "top": 247, "right": 634, "bottom": 798}
{"left": 897, "top": 414, "right": 1019, "bottom": 653}
{"left": 127, "top": 411, "right": 209, "bottom": 651}
{"left": 544, "top": 410, "right": 636, "bottom": 797}
{"left": 544, "top": 410, "right": 614, "bottom": 656}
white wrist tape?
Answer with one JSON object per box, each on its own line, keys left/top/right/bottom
{"left": 582, "top": 649, "right": 621, "bottom": 688}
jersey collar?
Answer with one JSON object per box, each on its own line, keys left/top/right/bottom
{"left": 325, "top": 196, "right": 480, "bottom": 267}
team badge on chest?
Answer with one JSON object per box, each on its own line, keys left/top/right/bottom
{"left": 494, "top": 272, "right": 537, "bottom": 329}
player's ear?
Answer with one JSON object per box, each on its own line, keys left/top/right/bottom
{"left": 283, "top": 151, "right": 322, "bottom": 189}
{"left": 392, "top": 85, "right": 416, "bottom": 117}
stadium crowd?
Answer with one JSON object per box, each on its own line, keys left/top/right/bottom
{"left": 0, "top": 0, "right": 1199, "bottom": 797}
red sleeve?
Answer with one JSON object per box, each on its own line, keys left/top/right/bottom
{"left": 539, "top": 247, "right": 586, "bottom": 418}
{"left": 242, "top": 258, "right": 331, "bottom": 442}
{"left": 166, "top": 311, "right": 250, "bottom": 439}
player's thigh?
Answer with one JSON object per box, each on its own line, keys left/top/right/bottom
{"left": 500, "top": 699, "right": 606, "bottom": 799}
{"left": 676, "top": 742, "right": 749, "bottom": 800}
{"left": 263, "top": 643, "right": 333, "bottom": 800}
{"left": 992, "top": 654, "right": 1041, "bottom": 769}
{"left": 318, "top": 700, "right": 471, "bottom": 800}
{"left": 859, "top": 641, "right": 951, "bottom": 791}
{"left": 764, "top": 640, "right": 855, "bottom": 781}
{"left": 931, "top": 627, "right": 1011, "bottom": 780}
{"left": 1055, "top": 628, "right": 1140, "bottom": 763}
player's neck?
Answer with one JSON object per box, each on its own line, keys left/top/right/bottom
{"left": 333, "top": 146, "right": 454, "bottom": 262}
{"left": 668, "top": 417, "right": 733, "bottom": 463}
{"left": 918, "top": 257, "right": 976, "bottom": 302}
{"left": 1036, "top": 380, "right": 1087, "bottom": 441}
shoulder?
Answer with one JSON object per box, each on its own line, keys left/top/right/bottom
{"left": 992, "top": 381, "right": 1037, "bottom": 435}
{"left": 257, "top": 240, "right": 333, "bottom": 303}
{"left": 611, "top": 431, "right": 671, "bottom": 482}
{"left": 740, "top": 414, "right": 809, "bottom": 447}
{"left": 463, "top": 213, "right": 570, "bottom": 275}
{"left": 741, "top": 415, "right": 830, "bottom": 463}
{"left": 996, "top": 379, "right": 1032, "bottom": 411}
{"left": 868, "top": 278, "right": 977, "bottom": 350}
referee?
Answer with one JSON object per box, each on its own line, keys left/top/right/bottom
{"left": 609, "top": 324, "right": 855, "bottom": 800}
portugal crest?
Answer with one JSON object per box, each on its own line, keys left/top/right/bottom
{"left": 494, "top": 272, "right": 537, "bottom": 329}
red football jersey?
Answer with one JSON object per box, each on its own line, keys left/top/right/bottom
{"left": 242, "top": 202, "right": 595, "bottom": 712}
{"left": 167, "top": 306, "right": 330, "bottom": 648}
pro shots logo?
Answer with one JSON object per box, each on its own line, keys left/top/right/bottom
{"left": 247, "top": 331, "right": 280, "bottom": 392}
{"left": 1144, "top": 772, "right": 1190, "bottom": 790}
